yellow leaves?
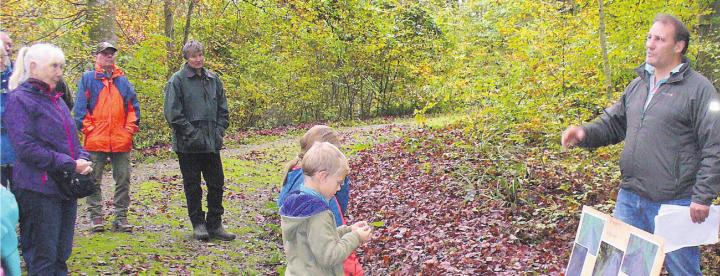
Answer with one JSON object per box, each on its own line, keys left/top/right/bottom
{"left": 517, "top": 116, "right": 543, "bottom": 133}
{"left": 414, "top": 62, "right": 432, "bottom": 78}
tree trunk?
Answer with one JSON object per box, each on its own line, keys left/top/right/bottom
{"left": 164, "top": 0, "right": 175, "bottom": 77}
{"left": 181, "top": 0, "right": 196, "bottom": 49}
{"left": 696, "top": 0, "right": 720, "bottom": 90}
{"left": 346, "top": 76, "right": 354, "bottom": 120}
{"left": 87, "top": 0, "right": 117, "bottom": 44}
{"left": 598, "top": 0, "right": 612, "bottom": 99}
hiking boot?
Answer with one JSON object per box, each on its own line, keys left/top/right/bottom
{"left": 91, "top": 218, "right": 105, "bottom": 232}
{"left": 208, "top": 226, "right": 236, "bottom": 241}
{"left": 111, "top": 218, "right": 133, "bottom": 233}
{"left": 192, "top": 224, "right": 210, "bottom": 241}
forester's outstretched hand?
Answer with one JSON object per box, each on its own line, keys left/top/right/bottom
{"left": 561, "top": 126, "right": 585, "bottom": 148}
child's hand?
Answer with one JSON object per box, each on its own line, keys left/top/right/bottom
{"left": 351, "top": 221, "right": 368, "bottom": 232}
{"left": 355, "top": 225, "right": 372, "bottom": 242}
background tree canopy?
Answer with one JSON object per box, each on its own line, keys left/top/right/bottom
{"left": 1, "top": 0, "right": 718, "bottom": 148}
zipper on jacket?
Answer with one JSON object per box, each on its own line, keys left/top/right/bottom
{"left": 51, "top": 95, "right": 76, "bottom": 159}
{"left": 634, "top": 83, "right": 669, "bottom": 174}
{"left": 108, "top": 79, "right": 114, "bottom": 152}
{"left": 632, "top": 83, "right": 656, "bottom": 172}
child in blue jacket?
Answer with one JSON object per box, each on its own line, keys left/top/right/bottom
{"left": 279, "top": 142, "right": 371, "bottom": 274}
{"left": 278, "top": 125, "right": 351, "bottom": 226}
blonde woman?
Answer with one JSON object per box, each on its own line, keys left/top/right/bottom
{"left": 2, "top": 43, "right": 92, "bottom": 275}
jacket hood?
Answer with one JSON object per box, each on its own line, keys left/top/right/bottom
{"left": 280, "top": 190, "right": 329, "bottom": 217}
{"left": 280, "top": 190, "right": 330, "bottom": 241}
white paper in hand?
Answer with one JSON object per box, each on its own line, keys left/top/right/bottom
{"left": 653, "top": 204, "right": 720, "bottom": 253}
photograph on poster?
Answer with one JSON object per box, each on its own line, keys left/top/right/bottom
{"left": 620, "top": 233, "right": 659, "bottom": 276}
{"left": 566, "top": 243, "right": 589, "bottom": 276}
{"left": 592, "top": 241, "right": 623, "bottom": 276}
{"left": 566, "top": 207, "right": 666, "bottom": 276}
{"left": 577, "top": 211, "right": 605, "bottom": 256}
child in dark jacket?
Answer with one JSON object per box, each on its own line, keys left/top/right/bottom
{"left": 280, "top": 142, "right": 371, "bottom": 274}
{"left": 278, "top": 125, "right": 350, "bottom": 226}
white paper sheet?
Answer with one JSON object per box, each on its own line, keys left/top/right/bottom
{"left": 653, "top": 204, "right": 720, "bottom": 253}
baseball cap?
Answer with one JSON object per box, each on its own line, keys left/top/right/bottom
{"left": 94, "top": 41, "right": 117, "bottom": 54}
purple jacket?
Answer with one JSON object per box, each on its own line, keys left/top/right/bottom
{"left": 2, "top": 79, "right": 88, "bottom": 195}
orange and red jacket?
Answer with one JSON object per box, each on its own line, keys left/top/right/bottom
{"left": 73, "top": 64, "right": 141, "bottom": 152}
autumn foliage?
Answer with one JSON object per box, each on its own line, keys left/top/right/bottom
{"left": 347, "top": 125, "right": 720, "bottom": 274}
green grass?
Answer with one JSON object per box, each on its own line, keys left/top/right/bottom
{"left": 419, "top": 113, "right": 468, "bottom": 128}
{"left": 70, "top": 146, "right": 290, "bottom": 274}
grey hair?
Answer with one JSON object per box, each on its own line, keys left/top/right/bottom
{"left": 182, "top": 40, "right": 204, "bottom": 59}
{"left": 8, "top": 43, "right": 65, "bottom": 90}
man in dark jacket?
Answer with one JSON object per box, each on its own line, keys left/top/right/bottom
{"left": 562, "top": 14, "right": 720, "bottom": 275}
{"left": 163, "top": 40, "right": 234, "bottom": 241}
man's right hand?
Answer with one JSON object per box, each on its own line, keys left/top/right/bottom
{"left": 561, "top": 126, "right": 585, "bottom": 148}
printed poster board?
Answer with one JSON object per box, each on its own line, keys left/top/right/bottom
{"left": 566, "top": 206, "right": 665, "bottom": 276}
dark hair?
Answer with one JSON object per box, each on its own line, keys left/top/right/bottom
{"left": 653, "top": 14, "right": 690, "bottom": 55}
{"left": 182, "top": 40, "right": 203, "bottom": 59}
{"left": 55, "top": 79, "right": 74, "bottom": 110}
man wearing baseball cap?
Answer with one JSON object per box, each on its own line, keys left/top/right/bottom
{"left": 74, "top": 41, "right": 141, "bottom": 233}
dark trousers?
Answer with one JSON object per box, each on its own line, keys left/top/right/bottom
{"left": 15, "top": 188, "right": 77, "bottom": 276}
{"left": 177, "top": 152, "right": 225, "bottom": 230}
{"left": 0, "top": 164, "right": 12, "bottom": 188}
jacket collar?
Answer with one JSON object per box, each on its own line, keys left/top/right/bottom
{"left": 94, "top": 64, "right": 124, "bottom": 80}
{"left": 635, "top": 57, "right": 691, "bottom": 84}
{"left": 182, "top": 63, "right": 215, "bottom": 79}
{"left": 24, "top": 78, "right": 62, "bottom": 100}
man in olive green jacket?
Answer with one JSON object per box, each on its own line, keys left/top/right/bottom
{"left": 163, "top": 40, "right": 234, "bottom": 241}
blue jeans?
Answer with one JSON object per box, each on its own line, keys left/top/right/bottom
{"left": 613, "top": 188, "right": 701, "bottom": 276}
{"left": 15, "top": 188, "right": 77, "bottom": 276}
